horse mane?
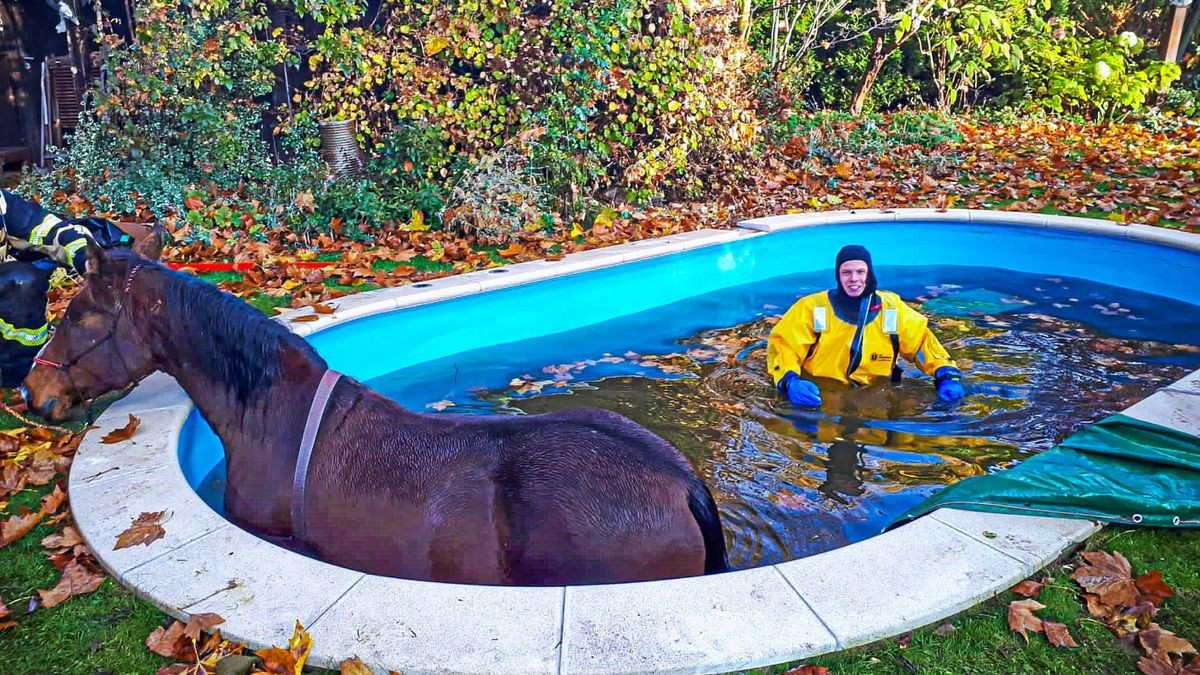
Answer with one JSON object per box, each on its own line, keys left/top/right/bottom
{"left": 113, "top": 249, "right": 325, "bottom": 402}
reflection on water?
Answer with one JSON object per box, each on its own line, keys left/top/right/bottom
{"left": 364, "top": 266, "right": 1200, "bottom": 569}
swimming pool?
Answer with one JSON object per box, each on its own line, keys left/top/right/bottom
{"left": 73, "top": 210, "right": 1197, "bottom": 674}
{"left": 180, "top": 218, "right": 1200, "bottom": 568}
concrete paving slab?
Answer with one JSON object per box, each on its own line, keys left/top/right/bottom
{"left": 308, "top": 576, "right": 562, "bottom": 675}
{"left": 123, "top": 524, "right": 364, "bottom": 650}
{"left": 614, "top": 237, "right": 690, "bottom": 263}
{"left": 280, "top": 290, "right": 402, "bottom": 334}
{"left": 538, "top": 246, "right": 629, "bottom": 277}
{"left": 475, "top": 259, "right": 560, "bottom": 291}
{"left": 824, "top": 210, "right": 898, "bottom": 226}
{"left": 930, "top": 508, "right": 1099, "bottom": 571}
{"left": 892, "top": 208, "right": 972, "bottom": 223}
{"left": 1122, "top": 389, "right": 1200, "bottom": 438}
{"left": 1126, "top": 224, "right": 1200, "bottom": 252}
{"left": 1165, "top": 369, "right": 1200, "bottom": 397}
{"left": 560, "top": 565, "right": 835, "bottom": 675}
{"left": 1041, "top": 215, "right": 1129, "bottom": 239}
{"left": 967, "top": 210, "right": 1047, "bottom": 227}
{"left": 776, "top": 516, "right": 1030, "bottom": 648}
{"left": 387, "top": 274, "right": 486, "bottom": 310}
{"left": 69, "top": 404, "right": 189, "bottom": 485}
{"left": 668, "top": 229, "right": 752, "bottom": 245}
{"left": 101, "top": 372, "right": 193, "bottom": 414}
{"left": 70, "top": 464, "right": 228, "bottom": 578}
{"left": 737, "top": 213, "right": 830, "bottom": 232}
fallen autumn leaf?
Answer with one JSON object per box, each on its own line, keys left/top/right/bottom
{"left": 100, "top": 414, "right": 142, "bottom": 444}
{"left": 114, "top": 510, "right": 170, "bottom": 550}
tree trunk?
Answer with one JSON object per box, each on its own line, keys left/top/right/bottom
{"left": 850, "top": 38, "right": 888, "bottom": 115}
{"left": 1178, "top": 3, "right": 1200, "bottom": 65}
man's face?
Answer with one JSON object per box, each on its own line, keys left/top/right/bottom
{"left": 838, "top": 260, "right": 869, "bottom": 298}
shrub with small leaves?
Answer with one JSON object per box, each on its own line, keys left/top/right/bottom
{"left": 444, "top": 136, "right": 551, "bottom": 244}
{"left": 1014, "top": 23, "right": 1180, "bottom": 120}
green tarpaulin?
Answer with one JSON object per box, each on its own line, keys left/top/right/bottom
{"left": 892, "top": 414, "right": 1200, "bottom": 528}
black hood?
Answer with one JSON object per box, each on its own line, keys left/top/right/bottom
{"left": 832, "top": 244, "right": 878, "bottom": 312}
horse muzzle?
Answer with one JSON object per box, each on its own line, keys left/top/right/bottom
{"left": 19, "top": 382, "right": 76, "bottom": 422}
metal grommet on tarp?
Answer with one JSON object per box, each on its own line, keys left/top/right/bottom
{"left": 1174, "top": 516, "right": 1182, "bottom": 526}
{"left": 1131, "top": 514, "right": 1144, "bottom": 523}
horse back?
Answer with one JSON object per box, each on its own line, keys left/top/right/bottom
{"left": 306, "top": 382, "right": 724, "bottom": 584}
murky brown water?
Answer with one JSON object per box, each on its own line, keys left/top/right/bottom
{"left": 200, "top": 268, "right": 1200, "bottom": 569}
{"left": 395, "top": 272, "right": 1199, "bottom": 568}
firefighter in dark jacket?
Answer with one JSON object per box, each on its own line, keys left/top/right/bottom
{"left": 0, "top": 189, "right": 132, "bottom": 386}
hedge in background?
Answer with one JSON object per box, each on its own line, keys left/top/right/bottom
{"left": 300, "top": 0, "right": 759, "bottom": 202}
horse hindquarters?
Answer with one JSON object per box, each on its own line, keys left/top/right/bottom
{"left": 504, "top": 488, "right": 709, "bottom": 586}
{"left": 499, "top": 457, "right": 711, "bottom": 584}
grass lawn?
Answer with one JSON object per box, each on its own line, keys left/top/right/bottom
{"left": 0, "top": 482, "right": 171, "bottom": 675}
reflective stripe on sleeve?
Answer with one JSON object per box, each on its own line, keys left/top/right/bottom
{"left": 63, "top": 237, "right": 88, "bottom": 262}
{"left": 29, "top": 215, "right": 62, "bottom": 245}
{"left": 0, "top": 318, "right": 49, "bottom": 347}
{"left": 883, "top": 307, "right": 898, "bottom": 334}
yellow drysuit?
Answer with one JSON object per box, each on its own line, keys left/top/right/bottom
{"left": 768, "top": 290, "right": 957, "bottom": 387}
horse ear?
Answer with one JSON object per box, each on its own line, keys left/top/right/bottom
{"left": 132, "top": 222, "right": 166, "bottom": 260}
{"left": 84, "top": 238, "right": 110, "bottom": 277}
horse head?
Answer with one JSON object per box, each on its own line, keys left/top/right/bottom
{"left": 22, "top": 227, "right": 165, "bottom": 421}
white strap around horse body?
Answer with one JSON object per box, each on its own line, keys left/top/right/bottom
{"left": 291, "top": 368, "right": 342, "bottom": 542}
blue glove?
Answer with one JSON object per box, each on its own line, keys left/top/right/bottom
{"left": 935, "top": 366, "right": 965, "bottom": 402}
{"left": 779, "top": 371, "right": 822, "bottom": 407}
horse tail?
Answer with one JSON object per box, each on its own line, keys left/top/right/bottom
{"left": 686, "top": 476, "right": 729, "bottom": 574}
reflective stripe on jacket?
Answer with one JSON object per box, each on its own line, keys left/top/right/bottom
{"left": 0, "top": 189, "right": 93, "bottom": 272}
{"left": 767, "top": 289, "right": 956, "bottom": 386}
{"left": 0, "top": 317, "right": 49, "bottom": 347}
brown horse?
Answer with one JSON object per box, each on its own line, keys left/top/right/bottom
{"left": 22, "top": 237, "right": 728, "bottom": 585}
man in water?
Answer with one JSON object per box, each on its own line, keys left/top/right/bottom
{"left": 767, "top": 244, "right": 965, "bottom": 408}
{"left": 0, "top": 189, "right": 134, "bottom": 386}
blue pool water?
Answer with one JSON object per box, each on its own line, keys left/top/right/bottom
{"left": 181, "top": 221, "right": 1200, "bottom": 568}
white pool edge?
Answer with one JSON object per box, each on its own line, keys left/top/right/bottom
{"left": 66, "top": 209, "right": 1198, "bottom": 674}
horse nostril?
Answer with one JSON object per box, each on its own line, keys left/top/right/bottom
{"left": 38, "top": 397, "right": 59, "bottom": 419}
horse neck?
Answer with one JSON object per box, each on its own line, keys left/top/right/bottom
{"left": 131, "top": 278, "right": 326, "bottom": 535}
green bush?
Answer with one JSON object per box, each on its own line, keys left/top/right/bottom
{"left": 1012, "top": 25, "right": 1180, "bottom": 120}
{"left": 809, "top": 42, "right": 924, "bottom": 113}
{"left": 24, "top": 0, "right": 287, "bottom": 217}
{"left": 26, "top": 102, "right": 274, "bottom": 217}
{"left": 765, "top": 109, "right": 962, "bottom": 154}
{"left": 1160, "top": 80, "right": 1200, "bottom": 118}
{"left": 300, "top": 0, "right": 756, "bottom": 200}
